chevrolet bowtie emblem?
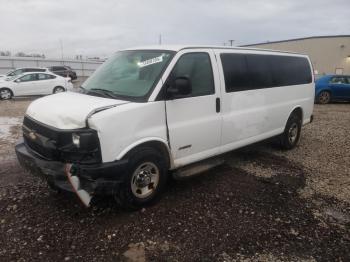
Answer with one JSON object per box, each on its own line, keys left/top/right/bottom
{"left": 29, "top": 131, "right": 37, "bottom": 140}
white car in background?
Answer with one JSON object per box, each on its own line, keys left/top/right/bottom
{"left": 0, "top": 72, "right": 73, "bottom": 100}
{"left": 0, "top": 67, "right": 49, "bottom": 79}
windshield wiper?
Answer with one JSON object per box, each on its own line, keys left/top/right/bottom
{"left": 88, "top": 88, "right": 118, "bottom": 99}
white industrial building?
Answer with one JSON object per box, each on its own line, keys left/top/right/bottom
{"left": 243, "top": 35, "right": 350, "bottom": 76}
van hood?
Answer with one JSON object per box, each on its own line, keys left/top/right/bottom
{"left": 26, "top": 92, "right": 129, "bottom": 129}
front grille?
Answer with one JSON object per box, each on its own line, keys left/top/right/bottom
{"left": 23, "top": 116, "right": 58, "bottom": 160}
{"left": 23, "top": 116, "right": 59, "bottom": 140}
{"left": 22, "top": 116, "right": 102, "bottom": 164}
{"left": 24, "top": 136, "right": 56, "bottom": 159}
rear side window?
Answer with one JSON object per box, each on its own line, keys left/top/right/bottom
{"left": 246, "top": 55, "right": 273, "bottom": 89}
{"left": 52, "top": 66, "right": 65, "bottom": 71}
{"left": 170, "top": 52, "right": 215, "bottom": 97}
{"left": 37, "top": 73, "right": 55, "bottom": 80}
{"left": 221, "top": 53, "right": 312, "bottom": 92}
{"left": 269, "top": 56, "right": 312, "bottom": 86}
{"left": 329, "top": 76, "right": 347, "bottom": 84}
{"left": 26, "top": 68, "right": 46, "bottom": 72}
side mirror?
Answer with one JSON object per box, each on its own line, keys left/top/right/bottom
{"left": 167, "top": 76, "right": 192, "bottom": 99}
{"left": 14, "top": 79, "right": 21, "bottom": 83}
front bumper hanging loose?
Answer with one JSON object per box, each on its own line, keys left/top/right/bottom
{"left": 15, "top": 140, "right": 128, "bottom": 207}
{"left": 64, "top": 164, "right": 92, "bottom": 207}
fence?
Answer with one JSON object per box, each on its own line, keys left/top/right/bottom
{"left": 0, "top": 56, "right": 103, "bottom": 77}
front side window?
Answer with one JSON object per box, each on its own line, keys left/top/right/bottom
{"left": 330, "top": 76, "right": 347, "bottom": 84}
{"left": 168, "top": 52, "right": 214, "bottom": 97}
{"left": 82, "top": 50, "right": 174, "bottom": 100}
{"left": 8, "top": 69, "right": 23, "bottom": 76}
{"left": 19, "top": 74, "right": 36, "bottom": 82}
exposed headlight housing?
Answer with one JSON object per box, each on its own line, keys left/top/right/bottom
{"left": 23, "top": 116, "right": 101, "bottom": 164}
{"left": 72, "top": 133, "right": 80, "bottom": 148}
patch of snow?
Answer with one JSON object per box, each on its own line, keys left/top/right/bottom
{"left": 0, "top": 117, "right": 22, "bottom": 140}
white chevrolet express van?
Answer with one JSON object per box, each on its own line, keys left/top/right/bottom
{"left": 15, "top": 46, "right": 314, "bottom": 209}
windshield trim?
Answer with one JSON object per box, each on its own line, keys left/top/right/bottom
{"left": 82, "top": 49, "right": 176, "bottom": 103}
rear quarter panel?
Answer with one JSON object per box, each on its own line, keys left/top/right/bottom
{"left": 215, "top": 49, "right": 314, "bottom": 152}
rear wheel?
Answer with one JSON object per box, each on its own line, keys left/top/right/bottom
{"left": 53, "top": 86, "right": 65, "bottom": 94}
{"left": 0, "top": 88, "right": 13, "bottom": 100}
{"left": 280, "top": 113, "right": 302, "bottom": 150}
{"left": 114, "top": 147, "right": 168, "bottom": 210}
{"left": 318, "top": 91, "right": 331, "bottom": 104}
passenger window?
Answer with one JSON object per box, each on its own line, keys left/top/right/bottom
{"left": 221, "top": 53, "right": 312, "bottom": 92}
{"left": 330, "top": 77, "right": 346, "bottom": 84}
{"left": 220, "top": 54, "right": 250, "bottom": 92}
{"left": 38, "top": 74, "right": 49, "bottom": 80}
{"left": 246, "top": 55, "right": 273, "bottom": 89}
{"left": 170, "top": 52, "right": 214, "bottom": 97}
{"left": 19, "top": 74, "right": 37, "bottom": 82}
{"left": 14, "top": 69, "right": 24, "bottom": 76}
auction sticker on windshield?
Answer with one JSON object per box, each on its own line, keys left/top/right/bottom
{"left": 138, "top": 55, "right": 163, "bottom": 68}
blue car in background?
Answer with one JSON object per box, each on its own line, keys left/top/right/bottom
{"left": 315, "top": 75, "right": 350, "bottom": 104}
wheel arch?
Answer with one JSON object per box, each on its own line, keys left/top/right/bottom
{"left": 316, "top": 87, "right": 332, "bottom": 97}
{"left": 116, "top": 138, "right": 173, "bottom": 169}
{"left": 284, "top": 106, "right": 303, "bottom": 128}
{"left": 0, "top": 87, "right": 14, "bottom": 97}
{"left": 53, "top": 86, "right": 66, "bottom": 93}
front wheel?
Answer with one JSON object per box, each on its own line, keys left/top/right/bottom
{"left": 280, "top": 113, "right": 302, "bottom": 150}
{"left": 114, "top": 147, "right": 168, "bottom": 210}
{"left": 0, "top": 88, "right": 13, "bottom": 100}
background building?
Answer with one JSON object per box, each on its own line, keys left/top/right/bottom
{"left": 243, "top": 35, "right": 350, "bottom": 76}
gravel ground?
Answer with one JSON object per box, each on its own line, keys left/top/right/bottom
{"left": 0, "top": 98, "right": 349, "bottom": 262}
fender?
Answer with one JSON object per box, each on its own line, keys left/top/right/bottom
{"left": 284, "top": 105, "right": 304, "bottom": 127}
{"left": 115, "top": 137, "right": 174, "bottom": 168}
{"left": 0, "top": 86, "right": 14, "bottom": 96}
{"left": 315, "top": 87, "right": 332, "bottom": 97}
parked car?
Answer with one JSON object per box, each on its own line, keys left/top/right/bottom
{"left": 0, "top": 72, "right": 73, "bottom": 99}
{"left": 315, "top": 75, "right": 350, "bottom": 104}
{"left": 0, "top": 67, "right": 49, "bottom": 79}
{"left": 48, "top": 66, "right": 77, "bottom": 80}
{"left": 15, "top": 46, "right": 314, "bottom": 209}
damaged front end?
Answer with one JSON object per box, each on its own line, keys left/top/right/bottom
{"left": 15, "top": 115, "right": 128, "bottom": 207}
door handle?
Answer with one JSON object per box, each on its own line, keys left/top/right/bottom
{"left": 216, "top": 97, "right": 220, "bottom": 113}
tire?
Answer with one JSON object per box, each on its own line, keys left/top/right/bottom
{"left": 47, "top": 179, "right": 61, "bottom": 193}
{"left": 280, "top": 113, "right": 302, "bottom": 150}
{"left": 0, "top": 88, "right": 13, "bottom": 100}
{"left": 114, "top": 147, "right": 168, "bottom": 210}
{"left": 317, "top": 91, "right": 331, "bottom": 104}
{"left": 53, "top": 86, "right": 65, "bottom": 94}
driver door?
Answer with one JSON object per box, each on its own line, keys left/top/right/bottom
{"left": 329, "top": 76, "right": 349, "bottom": 99}
{"left": 13, "top": 74, "right": 38, "bottom": 96}
{"left": 164, "top": 50, "right": 222, "bottom": 167}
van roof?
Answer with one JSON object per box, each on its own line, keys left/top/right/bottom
{"left": 123, "top": 45, "right": 304, "bottom": 56}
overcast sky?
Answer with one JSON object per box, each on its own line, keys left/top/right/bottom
{"left": 0, "top": 0, "right": 349, "bottom": 58}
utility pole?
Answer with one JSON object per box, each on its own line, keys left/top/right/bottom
{"left": 159, "top": 34, "right": 162, "bottom": 45}
{"left": 60, "top": 39, "right": 64, "bottom": 61}
{"left": 228, "top": 39, "right": 235, "bottom": 46}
